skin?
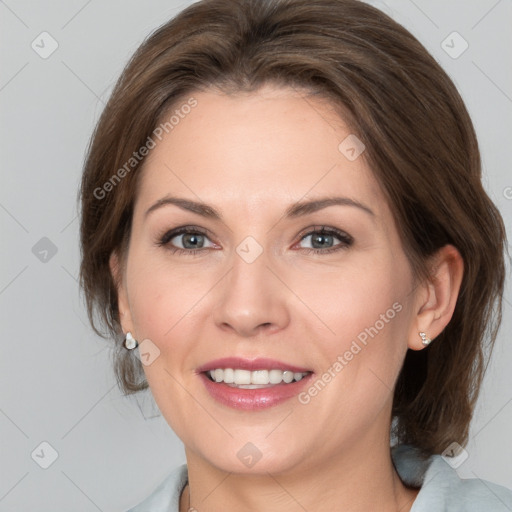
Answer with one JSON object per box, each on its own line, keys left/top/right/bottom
{"left": 111, "top": 84, "right": 464, "bottom": 512}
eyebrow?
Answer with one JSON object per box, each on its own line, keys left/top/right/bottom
{"left": 144, "top": 195, "right": 375, "bottom": 220}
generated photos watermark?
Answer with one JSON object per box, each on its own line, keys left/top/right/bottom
{"left": 298, "top": 301, "right": 403, "bottom": 404}
{"left": 93, "top": 97, "right": 198, "bottom": 200}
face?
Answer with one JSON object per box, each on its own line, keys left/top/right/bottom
{"left": 113, "top": 84, "right": 423, "bottom": 476}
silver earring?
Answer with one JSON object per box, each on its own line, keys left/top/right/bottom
{"left": 124, "top": 332, "right": 138, "bottom": 350}
{"left": 419, "top": 331, "right": 432, "bottom": 346}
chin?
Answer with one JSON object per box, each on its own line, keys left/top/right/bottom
{"left": 195, "top": 439, "right": 306, "bottom": 476}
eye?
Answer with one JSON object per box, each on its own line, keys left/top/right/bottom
{"left": 296, "top": 226, "right": 353, "bottom": 254}
{"left": 156, "top": 225, "right": 353, "bottom": 256}
{"left": 157, "top": 226, "right": 217, "bottom": 255}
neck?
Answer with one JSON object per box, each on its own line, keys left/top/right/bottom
{"left": 180, "top": 431, "right": 419, "bottom": 512}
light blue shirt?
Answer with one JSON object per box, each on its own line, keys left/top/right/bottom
{"left": 126, "top": 445, "right": 512, "bottom": 511}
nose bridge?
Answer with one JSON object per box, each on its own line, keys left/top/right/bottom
{"left": 212, "top": 236, "right": 290, "bottom": 336}
{"left": 231, "top": 238, "right": 271, "bottom": 292}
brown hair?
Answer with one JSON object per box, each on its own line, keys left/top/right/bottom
{"left": 78, "top": 0, "right": 507, "bottom": 456}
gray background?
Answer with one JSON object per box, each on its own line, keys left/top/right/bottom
{"left": 1, "top": 0, "right": 511, "bottom": 510}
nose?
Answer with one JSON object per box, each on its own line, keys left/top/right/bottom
{"left": 212, "top": 247, "right": 291, "bottom": 338}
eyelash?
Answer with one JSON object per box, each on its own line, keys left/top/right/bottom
{"left": 156, "top": 225, "right": 354, "bottom": 256}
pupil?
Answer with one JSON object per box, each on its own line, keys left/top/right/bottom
{"left": 183, "top": 234, "right": 204, "bottom": 248}
{"left": 312, "top": 233, "right": 332, "bottom": 248}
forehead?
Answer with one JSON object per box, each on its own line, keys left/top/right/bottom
{"left": 135, "top": 85, "right": 386, "bottom": 220}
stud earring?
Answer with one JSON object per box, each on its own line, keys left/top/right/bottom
{"left": 124, "top": 332, "right": 138, "bottom": 350}
{"left": 419, "top": 331, "right": 432, "bottom": 346}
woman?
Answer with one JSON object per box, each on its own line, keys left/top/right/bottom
{"left": 79, "top": 0, "right": 512, "bottom": 510}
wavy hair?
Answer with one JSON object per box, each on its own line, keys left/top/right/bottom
{"left": 78, "top": 0, "right": 507, "bottom": 455}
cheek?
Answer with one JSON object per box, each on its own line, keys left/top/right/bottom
{"left": 125, "top": 256, "right": 204, "bottom": 426}
{"left": 292, "top": 256, "right": 411, "bottom": 402}
{"left": 292, "top": 254, "right": 409, "bottom": 345}
{"left": 127, "top": 252, "right": 204, "bottom": 340}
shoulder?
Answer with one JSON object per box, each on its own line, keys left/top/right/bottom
{"left": 392, "top": 444, "right": 512, "bottom": 511}
{"left": 125, "top": 463, "right": 188, "bottom": 512}
{"left": 415, "top": 456, "right": 512, "bottom": 511}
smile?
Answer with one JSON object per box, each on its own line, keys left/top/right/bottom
{"left": 205, "top": 368, "right": 310, "bottom": 387}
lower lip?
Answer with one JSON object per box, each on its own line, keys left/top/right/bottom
{"left": 199, "top": 372, "right": 314, "bottom": 410}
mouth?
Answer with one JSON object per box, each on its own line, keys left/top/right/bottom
{"left": 197, "top": 357, "right": 314, "bottom": 410}
{"left": 204, "top": 368, "right": 311, "bottom": 388}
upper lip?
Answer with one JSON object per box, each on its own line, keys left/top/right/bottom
{"left": 197, "top": 357, "right": 312, "bottom": 374}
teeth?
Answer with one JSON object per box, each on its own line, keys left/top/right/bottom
{"left": 252, "top": 370, "right": 269, "bottom": 385}
{"left": 207, "top": 368, "right": 309, "bottom": 386}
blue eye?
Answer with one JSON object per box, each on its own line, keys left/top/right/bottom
{"left": 157, "top": 226, "right": 215, "bottom": 255}
{"left": 157, "top": 225, "right": 353, "bottom": 256}
{"left": 297, "top": 226, "right": 353, "bottom": 254}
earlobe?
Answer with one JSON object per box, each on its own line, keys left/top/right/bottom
{"left": 109, "top": 251, "right": 133, "bottom": 334}
{"left": 408, "top": 244, "right": 464, "bottom": 351}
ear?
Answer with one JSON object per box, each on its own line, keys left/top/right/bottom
{"left": 109, "top": 250, "right": 134, "bottom": 335}
{"left": 408, "top": 244, "right": 464, "bottom": 350}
